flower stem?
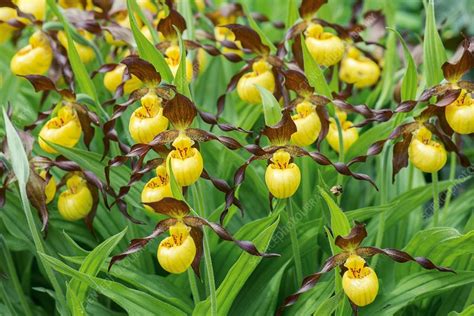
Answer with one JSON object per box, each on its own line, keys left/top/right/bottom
{"left": 287, "top": 198, "right": 303, "bottom": 286}
{"left": 192, "top": 182, "right": 217, "bottom": 316}
{"left": 443, "top": 152, "right": 456, "bottom": 210}
{"left": 432, "top": 171, "right": 440, "bottom": 226}
{"left": 335, "top": 116, "right": 345, "bottom": 205}
{"left": 373, "top": 146, "right": 389, "bottom": 268}
{"left": 187, "top": 268, "right": 201, "bottom": 304}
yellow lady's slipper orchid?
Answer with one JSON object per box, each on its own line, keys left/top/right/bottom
{"left": 0, "top": 8, "right": 18, "bottom": 43}
{"left": 40, "top": 170, "right": 56, "bottom": 204}
{"left": 142, "top": 165, "right": 173, "bottom": 211}
{"left": 445, "top": 89, "right": 474, "bottom": 134}
{"left": 326, "top": 119, "right": 359, "bottom": 153}
{"left": 129, "top": 90, "right": 169, "bottom": 144}
{"left": 58, "top": 174, "right": 93, "bottom": 221}
{"left": 168, "top": 134, "right": 204, "bottom": 187}
{"left": 340, "top": 47, "right": 380, "bottom": 88}
{"left": 265, "top": 150, "right": 301, "bottom": 199}
{"left": 237, "top": 59, "right": 275, "bottom": 104}
{"left": 342, "top": 255, "right": 379, "bottom": 307}
{"left": 14, "top": 0, "right": 45, "bottom": 21}
{"left": 165, "top": 45, "right": 193, "bottom": 83}
{"left": 57, "top": 30, "right": 95, "bottom": 64}
{"left": 103, "top": 64, "right": 143, "bottom": 95}
{"left": 38, "top": 105, "right": 82, "bottom": 154}
{"left": 291, "top": 101, "right": 321, "bottom": 146}
{"left": 408, "top": 126, "right": 447, "bottom": 173}
{"left": 157, "top": 221, "right": 196, "bottom": 274}
{"left": 305, "top": 23, "right": 345, "bottom": 67}
{"left": 11, "top": 31, "right": 53, "bottom": 75}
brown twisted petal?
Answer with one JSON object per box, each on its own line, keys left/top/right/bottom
{"left": 356, "top": 247, "right": 454, "bottom": 273}
{"left": 334, "top": 222, "right": 368, "bottom": 251}
{"left": 183, "top": 216, "right": 279, "bottom": 258}
{"left": 315, "top": 105, "right": 330, "bottom": 149}
{"left": 276, "top": 252, "right": 349, "bottom": 315}
{"left": 102, "top": 25, "right": 134, "bottom": 45}
{"left": 250, "top": 12, "right": 285, "bottom": 29}
{"left": 109, "top": 218, "right": 178, "bottom": 271}
{"left": 185, "top": 128, "right": 242, "bottom": 150}
{"left": 442, "top": 37, "right": 473, "bottom": 82}
{"left": 122, "top": 56, "right": 161, "bottom": 84}
{"left": 145, "top": 197, "right": 191, "bottom": 218}
{"left": 157, "top": 9, "right": 187, "bottom": 41}
{"left": 223, "top": 24, "right": 270, "bottom": 56}
{"left": 198, "top": 110, "right": 252, "bottom": 134}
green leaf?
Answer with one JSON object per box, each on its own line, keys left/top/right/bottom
{"left": 166, "top": 157, "right": 184, "bottom": 200}
{"left": 449, "top": 305, "right": 474, "bottom": 316}
{"left": 422, "top": 0, "right": 447, "bottom": 86}
{"left": 301, "top": 37, "right": 332, "bottom": 98}
{"left": 127, "top": 0, "right": 173, "bottom": 83}
{"left": 388, "top": 28, "right": 418, "bottom": 101}
{"left": 256, "top": 84, "right": 282, "bottom": 126}
{"left": 313, "top": 291, "right": 344, "bottom": 315}
{"left": 193, "top": 215, "right": 280, "bottom": 315}
{"left": 67, "top": 228, "right": 128, "bottom": 311}
{"left": 39, "top": 253, "right": 187, "bottom": 315}
{"left": 318, "top": 186, "right": 350, "bottom": 238}
{"left": 375, "top": 30, "right": 398, "bottom": 109}
{"left": 365, "top": 271, "right": 474, "bottom": 315}
{"left": 173, "top": 29, "right": 191, "bottom": 98}
{"left": 286, "top": 0, "right": 299, "bottom": 28}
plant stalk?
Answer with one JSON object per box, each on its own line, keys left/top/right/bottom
{"left": 373, "top": 146, "right": 390, "bottom": 267}
{"left": 192, "top": 182, "right": 217, "bottom": 316}
{"left": 287, "top": 198, "right": 303, "bottom": 286}
{"left": 334, "top": 116, "right": 345, "bottom": 205}
{"left": 443, "top": 151, "right": 456, "bottom": 210}
{"left": 432, "top": 172, "right": 440, "bottom": 226}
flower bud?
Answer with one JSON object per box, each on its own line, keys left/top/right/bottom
{"left": 40, "top": 170, "right": 56, "bottom": 204}
{"left": 408, "top": 126, "right": 447, "bottom": 173}
{"left": 38, "top": 105, "right": 82, "bottom": 154}
{"left": 157, "top": 222, "right": 196, "bottom": 274}
{"left": 445, "top": 90, "right": 474, "bottom": 135}
{"left": 129, "top": 90, "right": 169, "bottom": 144}
{"left": 326, "top": 119, "right": 359, "bottom": 153}
{"left": 291, "top": 101, "right": 321, "bottom": 146}
{"left": 57, "top": 30, "right": 95, "bottom": 64}
{"left": 168, "top": 134, "right": 204, "bottom": 187}
{"left": 340, "top": 47, "right": 380, "bottom": 88}
{"left": 0, "top": 8, "right": 18, "bottom": 43}
{"left": 265, "top": 150, "right": 301, "bottom": 199}
{"left": 103, "top": 64, "right": 143, "bottom": 95}
{"left": 142, "top": 165, "right": 173, "bottom": 211}
{"left": 16, "top": 0, "right": 46, "bottom": 21}
{"left": 165, "top": 45, "right": 193, "bottom": 83}
{"left": 305, "top": 24, "right": 345, "bottom": 67}
{"left": 237, "top": 59, "right": 276, "bottom": 104}
{"left": 11, "top": 31, "right": 53, "bottom": 75}
{"left": 58, "top": 174, "right": 93, "bottom": 221}
{"left": 342, "top": 255, "right": 379, "bottom": 307}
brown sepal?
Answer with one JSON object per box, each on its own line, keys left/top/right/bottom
{"left": 284, "top": 69, "right": 314, "bottom": 97}
{"left": 144, "top": 197, "right": 190, "bottom": 218}
{"left": 299, "top": 0, "right": 328, "bottom": 20}
{"left": 189, "top": 226, "right": 203, "bottom": 277}
{"left": 162, "top": 93, "right": 197, "bottom": 129}
{"left": 356, "top": 247, "right": 454, "bottom": 272}
{"left": 26, "top": 168, "right": 49, "bottom": 235}
{"left": 442, "top": 38, "right": 474, "bottom": 82}
{"left": 223, "top": 24, "right": 270, "bottom": 56}
{"left": 122, "top": 56, "right": 161, "bottom": 84}
{"left": 23, "top": 75, "right": 75, "bottom": 100}
{"left": 392, "top": 133, "right": 412, "bottom": 182}
{"left": 108, "top": 218, "right": 177, "bottom": 270}
{"left": 334, "top": 222, "right": 367, "bottom": 251}
{"left": 262, "top": 111, "right": 297, "bottom": 146}
{"left": 157, "top": 9, "right": 186, "bottom": 41}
